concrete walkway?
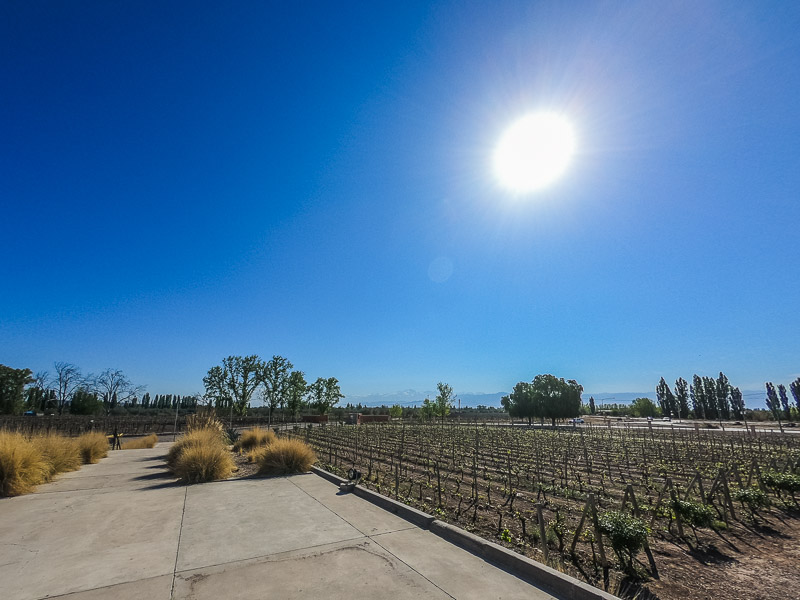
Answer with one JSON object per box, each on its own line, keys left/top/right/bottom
{"left": 1, "top": 443, "right": 565, "bottom": 600}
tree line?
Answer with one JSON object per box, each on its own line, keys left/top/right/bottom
{"left": 0, "top": 362, "right": 194, "bottom": 416}
{"left": 655, "top": 373, "right": 800, "bottom": 423}
{"left": 201, "top": 355, "right": 344, "bottom": 423}
{"left": 765, "top": 378, "right": 800, "bottom": 424}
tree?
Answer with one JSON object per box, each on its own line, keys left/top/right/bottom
{"left": 93, "top": 368, "right": 144, "bottom": 415}
{"left": 69, "top": 388, "right": 103, "bottom": 415}
{"left": 730, "top": 387, "right": 745, "bottom": 420}
{"left": 791, "top": 377, "right": 800, "bottom": 414}
{"left": 674, "top": 378, "right": 690, "bottom": 419}
{"left": 261, "top": 355, "right": 293, "bottom": 425}
{"left": 538, "top": 375, "right": 582, "bottom": 426}
{"left": 503, "top": 375, "right": 582, "bottom": 426}
{"left": 203, "top": 355, "right": 264, "bottom": 417}
{"left": 25, "top": 370, "right": 49, "bottom": 413}
{"left": 322, "top": 377, "right": 344, "bottom": 415}
{"left": 389, "top": 404, "right": 403, "bottom": 419}
{"left": 588, "top": 396, "right": 596, "bottom": 415}
{"left": 285, "top": 370, "right": 307, "bottom": 422}
{"left": 51, "top": 362, "right": 83, "bottom": 414}
{"left": 419, "top": 398, "right": 435, "bottom": 422}
{"left": 630, "top": 397, "right": 660, "bottom": 418}
{"left": 501, "top": 381, "right": 537, "bottom": 425}
{"left": 433, "top": 382, "right": 455, "bottom": 426}
{"left": 691, "top": 375, "right": 706, "bottom": 420}
{"left": 778, "top": 384, "right": 791, "bottom": 421}
{"left": 702, "top": 376, "right": 718, "bottom": 421}
{"left": 307, "top": 377, "right": 343, "bottom": 415}
{"left": 716, "top": 372, "right": 731, "bottom": 420}
{"left": 656, "top": 378, "right": 676, "bottom": 417}
{"left": 765, "top": 382, "right": 782, "bottom": 423}
{"left": 0, "top": 364, "right": 33, "bottom": 414}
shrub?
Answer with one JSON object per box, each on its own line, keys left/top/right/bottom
{"left": 233, "top": 427, "right": 276, "bottom": 454}
{"left": 34, "top": 433, "right": 82, "bottom": 477}
{"left": 254, "top": 438, "right": 316, "bottom": 476}
{"left": 172, "top": 443, "right": 234, "bottom": 483}
{"left": 166, "top": 428, "right": 225, "bottom": 469}
{"left": 121, "top": 433, "right": 159, "bottom": 450}
{"left": 598, "top": 510, "right": 649, "bottom": 567}
{"left": 0, "top": 432, "right": 49, "bottom": 496}
{"left": 76, "top": 432, "right": 110, "bottom": 464}
{"left": 670, "top": 498, "right": 714, "bottom": 528}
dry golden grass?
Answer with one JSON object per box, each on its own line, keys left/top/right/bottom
{"left": 0, "top": 432, "right": 49, "bottom": 497}
{"left": 76, "top": 432, "right": 110, "bottom": 464}
{"left": 121, "top": 433, "right": 159, "bottom": 450}
{"left": 254, "top": 438, "right": 316, "bottom": 476}
{"left": 34, "top": 433, "right": 82, "bottom": 477}
{"left": 185, "top": 411, "right": 225, "bottom": 435}
{"left": 166, "top": 427, "right": 225, "bottom": 469}
{"left": 172, "top": 443, "right": 234, "bottom": 483}
{"left": 233, "top": 427, "right": 276, "bottom": 454}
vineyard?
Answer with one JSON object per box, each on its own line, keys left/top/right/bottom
{"left": 288, "top": 422, "right": 800, "bottom": 599}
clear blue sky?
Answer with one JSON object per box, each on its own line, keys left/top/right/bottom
{"left": 2, "top": 1, "right": 799, "bottom": 399}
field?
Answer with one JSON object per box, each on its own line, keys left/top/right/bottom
{"left": 288, "top": 422, "right": 800, "bottom": 600}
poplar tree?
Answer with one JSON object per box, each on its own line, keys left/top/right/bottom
{"left": 702, "top": 377, "right": 718, "bottom": 421}
{"left": 730, "top": 387, "right": 745, "bottom": 420}
{"left": 765, "top": 382, "right": 782, "bottom": 422}
{"left": 791, "top": 377, "right": 800, "bottom": 414}
{"left": 674, "top": 378, "right": 690, "bottom": 419}
{"left": 778, "top": 384, "right": 791, "bottom": 421}
{"left": 716, "top": 372, "right": 731, "bottom": 420}
{"left": 656, "top": 377, "right": 677, "bottom": 417}
{"left": 691, "top": 375, "right": 706, "bottom": 420}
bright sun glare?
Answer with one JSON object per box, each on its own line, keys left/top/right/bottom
{"left": 493, "top": 112, "right": 576, "bottom": 193}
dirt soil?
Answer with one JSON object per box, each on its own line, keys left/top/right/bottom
{"left": 644, "top": 509, "right": 800, "bottom": 600}
{"left": 230, "top": 451, "right": 260, "bottom": 478}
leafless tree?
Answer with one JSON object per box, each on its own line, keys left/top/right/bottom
{"left": 93, "top": 368, "right": 145, "bottom": 414}
{"left": 50, "top": 362, "right": 83, "bottom": 414}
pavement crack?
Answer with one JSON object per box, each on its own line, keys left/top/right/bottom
{"left": 289, "top": 478, "right": 455, "bottom": 599}
{"left": 170, "top": 486, "right": 188, "bottom": 599}
{"left": 287, "top": 477, "right": 368, "bottom": 536}
{"left": 368, "top": 536, "right": 458, "bottom": 600}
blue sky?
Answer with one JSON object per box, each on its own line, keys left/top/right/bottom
{"left": 2, "top": 1, "right": 799, "bottom": 399}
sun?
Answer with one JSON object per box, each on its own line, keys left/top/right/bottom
{"left": 493, "top": 112, "right": 576, "bottom": 193}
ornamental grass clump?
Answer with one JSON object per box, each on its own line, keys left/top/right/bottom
{"left": 0, "top": 432, "right": 49, "bottom": 497}
{"left": 166, "top": 427, "right": 225, "bottom": 469}
{"left": 34, "top": 433, "right": 82, "bottom": 477}
{"left": 121, "top": 433, "right": 159, "bottom": 450}
{"left": 172, "top": 443, "right": 234, "bottom": 483}
{"left": 76, "top": 432, "right": 110, "bottom": 464}
{"left": 598, "top": 510, "right": 649, "bottom": 571}
{"left": 254, "top": 438, "right": 316, "bottom": 476}
{"left": 233, "top": 427, "right": 276, "bottom": 454}
{"left": 185, "top": 411, "right": 225, "bottom": 435}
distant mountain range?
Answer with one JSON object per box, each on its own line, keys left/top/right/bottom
{"left": 344, "top": 390, "right": 651, "bottom": 408}
{"left": 345, "top": 390, "right": 507, "bottom": 408}
{"left": 345, "top": 390, "right": 767, "bottom": 409}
